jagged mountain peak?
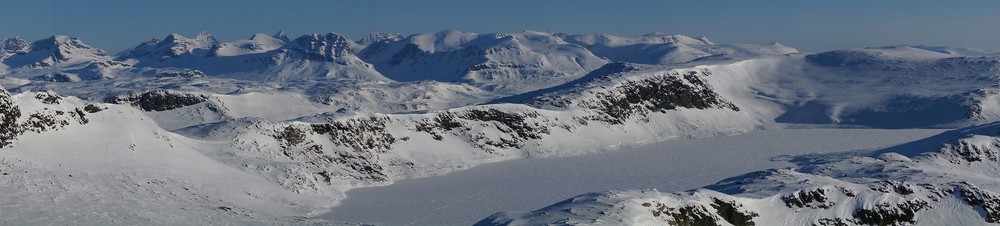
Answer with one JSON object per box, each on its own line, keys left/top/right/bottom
{"left": 357, "top": 32, "right": 403, "bottom": 46}
{"left": 118, "top": 32, "right": 220, "bottom": 62}
{"left": 272, "top": 31, "right": 290, "bottom": 42}
{"left": 161, "top": 32, "right": 218, "bottom": 47}
{"left": 289, "top": 32, "right": 361, "bottom": 57}
{"left": 2, "top": 36, "right": 31, "bottom": 55}
{"left": 162, "top": 32, "right": 211, "bottom": 43}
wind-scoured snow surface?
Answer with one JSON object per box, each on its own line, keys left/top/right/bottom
{"left": 2, "top": 30, "right": 1000, "bottom": 225}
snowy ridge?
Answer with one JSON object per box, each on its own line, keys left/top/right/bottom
{"left": 358, "top": 30, "right": 610, "bottom": 94}
{"left": 476, "top": 123, "right": 1000, "bottom": 226}
{"left": 557, "top": 33, "right": 798, "bottom": 65}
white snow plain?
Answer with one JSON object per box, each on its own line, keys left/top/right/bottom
{"left": 323, "top": 127, "right": 944, "bottom": 226}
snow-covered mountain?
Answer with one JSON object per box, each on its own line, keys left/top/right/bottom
{"left": 117, "top": 32, "right": 388, "bottom": 82}
{"left": 1, "top": 36, "right": 130, "bottom": 81}
{"left": 3, "top": 30, "right": 1000, "bottom": 225}
{"left": 358, "top": 30, "right": 611, "bottom": 94}
{"left": 117, "top": 32, "right": 220, "bottom": 65}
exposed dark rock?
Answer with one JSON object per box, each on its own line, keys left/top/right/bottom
{"left": 782, "top": 188, "right": 834, "bottom": 209}
{"left": 110, "top": 90, "right": 208, "bottom": 111}
{"left": 34, "top": 92, "right": 62, "bottom": 104}
{"left": 643, "top": 201, "right": 721, "bottom": 226}
{"left": 273, "top": 126, "right": 307, "bottom": 147}
{"left": 710, "top": 198, "right": 758, "bottom": 226}
{"left": 942, "top": 139, "right": 1000, "bottom": 163}
{"left": 579, "top": 70, "right": 738, "bottom": 124}
{"left": 460, "top": 109, "right": 547, "bottom": 141}
{"left": 851, "top": 199, "right": 928, "bottom": 226}
{"left": 157, "top": 70, "right": 206, "bottom": 78}
{"left": 415, "top": 113, "right": 464, "bottom": 140}
{"left": 871, "top": 180, "right": 916, "bottom": 195}
{"left": 411, "top": 108, "right": 553, "bottom": 152}
{"left": 815, "top": 218, "right": 850, "bottom": 226}
{"left": 22, "top": 112, "right": 70, "bottom": 133}
{"left": 959, "top": 183, "right": 1000, "bottom": 223}
{"left": 82, "top": 104, "right": 103, "bottom": 113}
{"left": 270, "top": 123, "right": 390, "bottom": 185}
{"left": 310, "top": 116, "right": 397, "bottom": 153}
{"left": 0, "top": 87, "right": 22, "bottom": 148}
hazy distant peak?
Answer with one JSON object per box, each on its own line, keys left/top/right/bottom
{"left": 272, "top": 31, "right": 289, "bottom": 42}
{"left": 357, "top": 32, "right": 403, "bottom": 46}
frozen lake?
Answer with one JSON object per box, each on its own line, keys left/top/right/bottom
{"left": 323, "top": 128, "right": 946, "bottom": 225}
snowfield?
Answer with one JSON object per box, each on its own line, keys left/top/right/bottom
{"left": 2, "top": 30, "right": 1000, "bottom": 225}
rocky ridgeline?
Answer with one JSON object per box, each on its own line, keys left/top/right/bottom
{"left": 576, "top": 70, "right": 738, "bottom": 124}
{"left": 414, "top": 108, "right": 554, "bottom": 153}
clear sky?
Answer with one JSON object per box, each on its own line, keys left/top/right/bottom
{"left": 1, "top": 0, "right": 998, "bottom": 53}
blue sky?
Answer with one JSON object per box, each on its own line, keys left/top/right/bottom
{"left": 1, "top": 0, "right": 998, "bottom": 53}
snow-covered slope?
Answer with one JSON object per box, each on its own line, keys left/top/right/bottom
{"left": 477, "top": 122, "right": 1000, "bottom": 226}
{"left": 0, "top": 85, "right": 345, "bottom": 225}
{"left": 358, "top": 30, "right": 610, "bottom": 94}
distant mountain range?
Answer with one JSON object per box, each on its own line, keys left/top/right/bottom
{"left": 2, "top": 30, "right": 800, "bottom": 93}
